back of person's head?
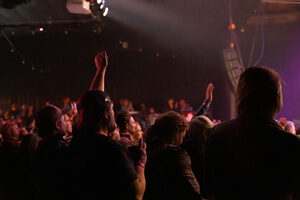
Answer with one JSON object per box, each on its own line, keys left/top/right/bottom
{"left": 145, "top": 111, "right": 188, "bottom": 152}
{"left": 237, "top": 66, "right": 282, "bottom": 120}
{"left": 116, "top": 111, "right": 131, "bottom": 133}
{"left": 77, "top": 90, "right": 114, "bottom": 132}
{"left": 284, "top": 121, "right": 296, "bottom": 135}
{"left": 35, "top": 104, "right": 62, "bottom": 138}
{"left": 188, "top": 115, "right": 214, "bottom": 143}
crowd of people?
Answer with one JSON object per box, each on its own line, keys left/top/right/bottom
{"left": 0, "top": 51, "right": 299, "bottom": 200}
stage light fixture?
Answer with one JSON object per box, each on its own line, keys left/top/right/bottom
{"left": 87, "top": 0, "right": 109, "bottom": 18}
{"left": 103, "top": 7, "right": 109, "bottom": 16}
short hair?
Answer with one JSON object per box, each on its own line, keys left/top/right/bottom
{"left": 77, "top": 90, "right": 112, "bottom": 129}
{"left": 237, "top": 66, "right": 282, "bottom": 119}
{"left": 35, "top": 104, "right": 62, "bottom": 138}
{"left": 145, "top": 111, "right": 188, "bottom": 151}
{"left": 116, "top": 111, "right": 131, "bottom": 133}
{"left": 188, "top": 115, "right": 214, "bottom": 142}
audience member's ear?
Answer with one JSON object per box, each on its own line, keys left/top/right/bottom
{"left": 104, "top": 109, "right": 110, "bottom": 121}
{"left": 55, "top": 119, "right": 61, "bottom": 131}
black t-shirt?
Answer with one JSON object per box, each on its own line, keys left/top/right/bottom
{"left": 144, "top": 146, "right": 201, "bottom": 200}
{"left": 182, "top": 139, "right": 206, "bottom": 186}
{"left": 69, "top": 130, "right": 138, "bottom": 200}
{"left": 34, "top": 134, "right": 70, "bottom": 200}
{"left": 204, "top": 118, "right": 300, "bottom": 200}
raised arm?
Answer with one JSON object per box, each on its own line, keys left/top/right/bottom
{"left": 192, "top": 83, "right": 214, "bottom": 119}
{"left": 131, "top": 138, "right": 147, "bottom": 200}
{"left": 89, "top": 51, "right": 108, "bottom": 91}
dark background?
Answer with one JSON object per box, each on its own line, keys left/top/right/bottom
{"left": 0, "top": 0, "right": 299, "bottom": 123}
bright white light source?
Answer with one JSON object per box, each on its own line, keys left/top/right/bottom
{"left": 97, "top": 0, "right": 103, "bottom": 4}
{"left": 39, "top": 28, "right": 44, "bottom": 32}
{"left": 103, "top": 7, "right": 109, "bottom": 16}
{"left": 100, "top": 4, "right": 104, "bottom": 9}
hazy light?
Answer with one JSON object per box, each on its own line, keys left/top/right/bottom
{"left": 97, "top": 0, "right": 103, "bottom": 4}
{"left": 103, "top": 7, "right": 109, "bottom": 16}
{"left": 100, "top": 4, "right": 104, "bottom": 9}
{"left": 39, "top": 28, "right": 44, "bottom": 32}
{"left": 228, "top": 23, "right": 236, "bottom": 30}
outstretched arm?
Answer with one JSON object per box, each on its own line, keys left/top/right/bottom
{"left": 89, "top": 51, "right": 108, "bottom": 91}
{"left": 192, "top": 83, "right": 214, "bottom": 119}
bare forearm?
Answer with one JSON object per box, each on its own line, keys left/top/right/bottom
{"left": 89, "top": 69, "right": 105, "bottom": 91}
{"left": 133, "top": 166, "right": 146, "bottom": 200}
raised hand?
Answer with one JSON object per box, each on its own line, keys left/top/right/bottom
{"left": 90, "top": 51, "right": 109, "bottom": 91}
{"left": 94, "top": 51, "right": 108, "bottom": 72}
{"left": 205, "top": 83, "right": 214, "bottom": 102}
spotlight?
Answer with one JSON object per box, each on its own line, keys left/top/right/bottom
{"left": 103, "top": 7, "right": 109, "bottom": 16}
{"left": 88, "top": 0, "right": 109, "bottom": 18}
{"left": 39, "top": 27, "right": 44, "bottom": 32}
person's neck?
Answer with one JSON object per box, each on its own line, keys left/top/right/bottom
{"left": 78, "top": 123, "right": 108, "bottom": 136}
{"left": 98, "top": 128, "right": 108, "bottom": 136}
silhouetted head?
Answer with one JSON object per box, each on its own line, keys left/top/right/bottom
{"left": 188, "top": 115, "right": 214, "bottom": 143}
{"left": 237, "top": 66, "right": 282, "bottom": 120}
{"left": 145, "top": 111, "right": 188, "bottom": 152}
{"left": 77, "top": 90, "right": 116, "bottom": 133}
{"left": 35, "top": 104, "right": 67, "bottom": 138}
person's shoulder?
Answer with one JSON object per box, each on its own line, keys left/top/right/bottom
{"left": 209, "top": 119, "right": 238, "bottom": 136}
{"left": 279, "top": 130, "right": 300, "bottom": 147}
{"left": 166, "top": 145, "right": 189, "bottom": 158}
{"left": 71, "top": 130, "right": 120, "bottom": 149}
{"left": 57, "top": 136, "right": 69, "bottom": 149}
{"left": 205, "top": 119, "right": 239, "bottom": 146}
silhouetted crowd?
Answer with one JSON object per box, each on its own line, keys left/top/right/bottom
{"left": 0, "top": 51, "right": 299, "bottom": 200}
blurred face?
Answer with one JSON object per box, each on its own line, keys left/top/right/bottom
{"left": 64, "top": 114, "right": 73, "bottom": 134}
{"left": 149, "top": 108, "right": 155, "bottom": 113}
{"left": 127, "top": 116, "right": 136, "bottom": 135}
{"left": 107, "top": 104, "right": 117, "bottom": 133}
{"left": 133, "top": 123, "right": 143, "bottom": 143}
{"left": 123, "top": 100, "right": 129, "bottom": 107}
{"left": 11, "top": 124, "right": 20, "bottom": 139}
{"left": 108, "top": 128, "right": 121, "bottom": 141}
{"left": 11, "top": 105, "right": 17, "bottom": 111}
{"left": 28, "top": 106, "right": 33, "bottom": 112}
{"left": 57, "top": 114, "right": 67, "bottom": 136}
{"left": 179, "top": 100, "right": 185, "bottom": 107}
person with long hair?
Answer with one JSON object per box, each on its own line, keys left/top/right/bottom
{"left": 144, "top": 111, "right": 201, "bottom": 200}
